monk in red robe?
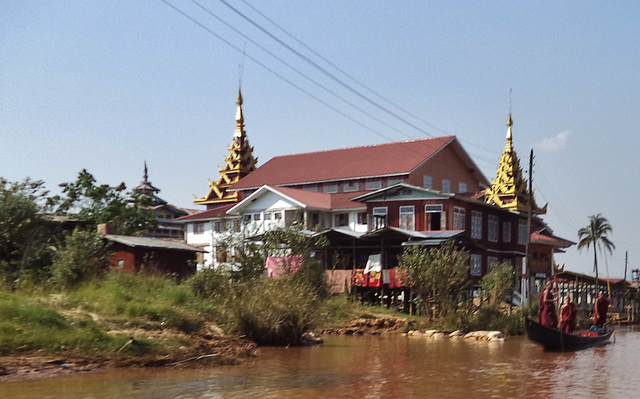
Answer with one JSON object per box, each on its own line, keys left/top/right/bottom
{"left": 540, "top": 281, "right": 558, "bottom": 328}
{"left": 560, "top": 295, "right": 577, "bottom": 333}
{"left": 594, "top": 291, "right": 609, "bottom": 328}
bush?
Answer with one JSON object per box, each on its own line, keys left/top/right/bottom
{"left": 50, "top": 229, "right": 109, "bottom": 288}
{"left": 467, "top": 304, "right": 525, "bottom": 335}
{"left": 188, "top": 267, "right": 231, "bottom": 299}
{"left": 231, "top": 276, "right": 321, "bottom": 345}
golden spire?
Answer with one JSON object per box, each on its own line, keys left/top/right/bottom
{"left": 194, "top": 88, "right": 258, "bottom": 208}
{"left": 234, "top": 88, "right": 244, "bottom": 138}
{"left": 485, "top": 114, "right": 546, "bottom": 214}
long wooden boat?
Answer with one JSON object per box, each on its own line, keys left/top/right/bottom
{"left": 524, "top": 317, "right": 613, "bottom": 351}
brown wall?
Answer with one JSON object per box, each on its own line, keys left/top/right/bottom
{"left": 108, "top": 244, "right": 197, "bottom": 281}
{"left": 408, "top": 145, "right": 483, "bottom": 193}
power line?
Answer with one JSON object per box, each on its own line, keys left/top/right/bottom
{"left": 189, "top": 0, "right": 416, "bottom": 141}
{"left": 211, "top": 0, "right": 441, "bottom": 139}
{"left": 159, "top": 0, "right": 398, "bottom": 144}
{"left": 236, "top": 0, "right": 451, "bottom": 137}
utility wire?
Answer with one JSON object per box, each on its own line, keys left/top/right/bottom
{"left": 190, "top": 0, "right": 416, "bottom": 141}
{"left": 237, "top": 0, "right": 449, "bottom": 136}
{"left": 232, "top": 0, "right": 502, "bottom": 158}
{"left": 212, "top": 0, "right": 438, "bottom": 139}
{"left": 159, "top": 0, "right": 397, "bottom": 144}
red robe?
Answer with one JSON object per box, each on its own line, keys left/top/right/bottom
{"left": 594, "top": 297, "right": 609, "bottom": 328}
{"left": 540, "top": 289, "right": 558, "bottom": 328}
{"left": 560, "top": 303, "right": 577, "bottom": 333}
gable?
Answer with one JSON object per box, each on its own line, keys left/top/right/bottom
{"left": 241, "top": 190, "right": 304, "bottom": 213}
{"left": 352, "top": 184, "right": 452, "bottom": 203}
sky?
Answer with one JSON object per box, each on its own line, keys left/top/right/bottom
{"left": 2, "top": 1, "right": 639, "bottom": 278}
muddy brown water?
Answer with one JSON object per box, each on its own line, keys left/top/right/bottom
{"left": 1, "top": 328, "right": 638, "bottom": 398}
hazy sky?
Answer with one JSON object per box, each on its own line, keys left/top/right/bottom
{"left": 2, "top": 1, "right": 638, "bottom": 278}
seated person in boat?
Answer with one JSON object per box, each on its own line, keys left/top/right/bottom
{"left": 593, "top": 291, "right": 609, "bottom": 329}
{"left": 560, "top": 295, "right": 577, "bottom": 333}
{"left": 540, "top": 281, "right": 558, "bottom": 328}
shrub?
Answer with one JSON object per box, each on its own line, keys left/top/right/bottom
{"left": 50, "top": 229, "right": 109, "bottom": 288}
{"left": 231, "top": 276, "right": 321, "bottom": 345}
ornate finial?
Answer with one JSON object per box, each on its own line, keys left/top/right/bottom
{"left": 143, "top": 161, "right": 149, "bottom": 182}
{"left": 506, "top": 114, "right": 513, "bottom": 141}
{"left": 234, "top": 87, "right": 245, "bottom": 139}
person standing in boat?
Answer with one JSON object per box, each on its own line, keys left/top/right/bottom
{"left": 540, "top": 281, "right": 558, "bottom": 328}
{"left": 593, "top": 291, "right": 609, "bottom": 329}
{"left": 560, "top": 295, "right": 577, "bottom": 333}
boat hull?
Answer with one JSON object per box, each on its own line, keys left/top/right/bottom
{"left": 524, "top": 317, "right": 613, "bottom": 351}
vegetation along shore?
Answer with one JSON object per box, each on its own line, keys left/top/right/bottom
{"left": 1, "top": 175, "right": 526, "bottom": 381}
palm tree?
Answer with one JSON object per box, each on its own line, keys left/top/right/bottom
{"left": 577, "top": 214, "right": 615, "bottom": 300}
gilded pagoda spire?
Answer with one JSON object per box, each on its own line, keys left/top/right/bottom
{"left": 485, "top": 114, "right": 547, "bottom": 214}
{"left": 194, "top": 88, "right": 258, "bottom": 208}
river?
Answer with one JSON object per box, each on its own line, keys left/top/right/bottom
{"left": 1, "top": 328, "right": 639, "bottom": 399}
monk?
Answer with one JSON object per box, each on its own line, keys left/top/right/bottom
{"left": 594, "top": 291, "right": 609, "bottom": 329}
{"left": 560, "top": 295, "right": 577, "bottom": 333}
{"left": 540, "top": 281, "right": 558, "bottom": 328}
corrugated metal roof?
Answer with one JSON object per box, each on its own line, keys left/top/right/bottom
{"left": 104, "top": 235, "right": 205, "bottom": 252}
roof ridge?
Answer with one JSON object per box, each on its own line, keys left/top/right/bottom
{"left": 267, "top": 135, "right": 455, "bottom": 160}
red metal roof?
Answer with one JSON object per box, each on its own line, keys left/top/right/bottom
{"left": 531, "top": 231, "right": 575, "bottom": 248}
{"left": 175, "top": 203, "right": 236, "bottom": 221}
{"left": 231, "top": 136, "right": 456, "bottom": 190}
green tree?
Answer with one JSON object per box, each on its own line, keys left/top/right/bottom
{"left": 480, "top": 262, "right": 514, "bottom": 305}
{"left": 50, "top": 169, "right": 157, "bottom": 235}
{"left": 577, "top": 214, "right": 615, "bottom": 295}
{"left": 398, "top": 240, "right": 470, "bottom": 318}
{"left": 0, "top": 178, "right": 57, "bottom": 287}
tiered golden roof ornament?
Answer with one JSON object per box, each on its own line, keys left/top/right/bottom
{"left": 194, "top": 88, "right": 258, "bottom": 208}
{"left": 485, "top": 114, "right": 547, "bottom": 214}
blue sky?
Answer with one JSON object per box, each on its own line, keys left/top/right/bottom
{"left": 2, "top": 1, "right": 638, "bottom": 278}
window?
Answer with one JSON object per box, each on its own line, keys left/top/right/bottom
{"left": 503, "top": 221, "right": 512, "bottom": 243}
{"left": 242, "top": 214, "right": 251, "bottom": 222}
{"left": 442, "top": 179, "right": 451, "bottom": 193}
{"left": 471, "top": 211, "right": 482, "bottom": 239}
{"left": 471, "top": 254, "right": 482, "bottom": 276}
{"left": 366, "top": 179, "right": 381, "bottom": 190}
{"left": 488, "top": 256, "right": 499, "bottom": 272}
{"left": 372, "top": 207, "right": 387, "bottom": 230}
{"left": 274, "top": 212, "right": 282, "bottom": 220}
{"left": 303, "top": 186, "right": 318, "bottom": 192}
{"left": 458, "top": 182, "right": 467, "bottom": 193}
{"left": 344, "top": 181, "right": 359, "bottom": 192}
{"left": 399, "top": 206, "right": 415, "bottom": 230}
{"left": 423, "top": 175, "right": 433, "bottom": 189}
{"left": 253, "top": 213, "right": 261, "bottom": 221}
{"left": 357, "top": 212, "right": 367, "bottom": 225}
{"left": 488, "top": 215, "right": 499, "bottom": 242}
{"left": 334, "top": 213, "right": 348, "bottom": 227}
{"left": 324, "top": 183, "right": 338, "bottom": 193}
{"left": 453, "top": 207, "right": 465, "bottom": 230}
{"left": 388, "top": 177, "right": 403, "bottom": 186}
{"left": 194, "top": 222, "right": 205, "bottom": 234}
{"left": 518, "top": 219, "right": 528, "bottom": 245}
{"left": 264, "top": 213, "right": 272, "bottom": 221}
{"left": 214, "top": 221, "right": 223, "bottom": 233}
{"left": 425, "top": 204, "right": 443, "bottom": 231}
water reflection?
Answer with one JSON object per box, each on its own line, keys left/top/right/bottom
{"left": 1, "top": 328, "right": 639, "bottom": 398}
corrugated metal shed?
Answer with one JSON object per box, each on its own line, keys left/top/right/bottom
{"left": 104, "top": 235, "right": 205, "bottom": 252}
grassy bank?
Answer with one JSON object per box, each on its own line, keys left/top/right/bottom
{"left": 0, "top": 271, "right": 526, "bottom": 364}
